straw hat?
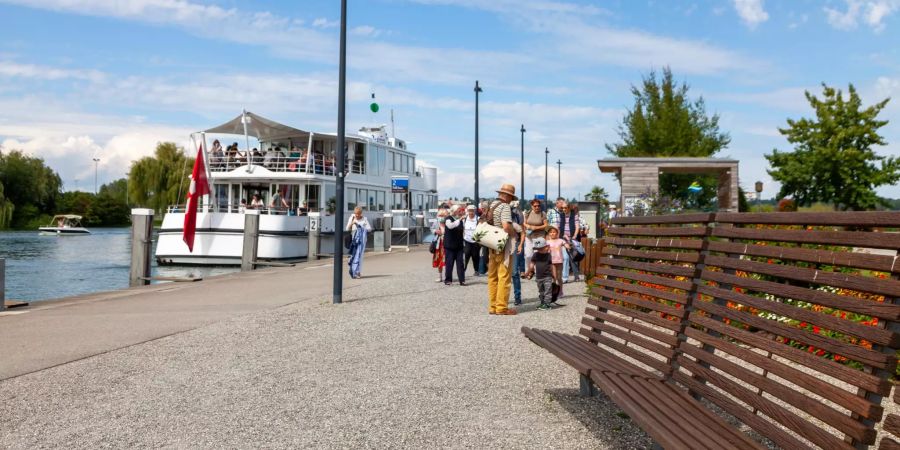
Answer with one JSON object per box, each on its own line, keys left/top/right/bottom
{"left": 496, "top": 183, "right": 518, "bottom": 200}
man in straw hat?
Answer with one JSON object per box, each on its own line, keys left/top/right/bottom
{"left": 486, "top": 183, "right": 520, "bottom": 315}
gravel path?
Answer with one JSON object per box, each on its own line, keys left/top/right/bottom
{"left": 0, "top": 250, "right": 652, "bottom": 449}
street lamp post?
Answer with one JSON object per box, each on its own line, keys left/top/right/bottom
{"left": 556, "top": 159, "right": 562, "bottom": 200}
{"left": 92, "top": 157, "right": 100, "bottom": 194}
{"left": 474, "top": 81, "right": 482, "bottom": 205}
{"left": 544, "top": 147, "right": 549, "bottom": 210}
{"left": 520, "top": 124, "right": 525, "bottom": 207}
{"left": 332, "top": 0, "right": 348, "bottom": 305}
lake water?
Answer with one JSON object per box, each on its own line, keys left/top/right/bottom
{"left": 1, "top": 228, "right": 239, "bottom": 302}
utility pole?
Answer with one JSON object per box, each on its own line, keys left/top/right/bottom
{"left": 333, "top": 0, "right": 348, "bottom": 305}
{"left": 520, "top": 124, "right": 526, "bottom": 207}
{"left": 474, "top": 80, "right": 482, "bottom": 205}
{"left": 544, "top": 147, "right": 549, "bottom": 210}
{"left": 556, "top": 159, "right": 562, "bottom": 200}
{"left": 93, "top": 157, "right": 100, "bottom": 194}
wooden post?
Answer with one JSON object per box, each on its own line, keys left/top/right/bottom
{"left": 241, "top": 210, "right": 260, "bottom": 271}
{"left": 382, "top": 213, "right": 392, "bottom": 252}
{"left": 129, "top": 208, "right": 154, "bottom": 287}
{"left": 1, "top": 258, "right": 6, "bottom": 311}
{"left": 308, "top": 212, "right": 321, "bottom": 260}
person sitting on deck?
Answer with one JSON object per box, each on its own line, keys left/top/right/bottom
{"left": 269, "top": 190, "right": 289, "bottom": 211}
{"left": 249, "top": 194, "right": 264, "bottom": 209}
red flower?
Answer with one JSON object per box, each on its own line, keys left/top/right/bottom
{"left": 816, "top": 349, "right": 826, "bottom": 357}
{"left": 812, "top": 326, "right": 820, "bottom": 334}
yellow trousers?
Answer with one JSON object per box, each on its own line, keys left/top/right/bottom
{"left": 487, "top": 251, "right": 512, "bottom": 313}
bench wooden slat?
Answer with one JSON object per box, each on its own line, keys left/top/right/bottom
{"left": 591, "top": 286, "right": 687, "bottom": 318}
{"left": 605, "top": 246, "right": 702, "bottom": 264}
{"left": 579, "top": 328, "right": 671, "bottom": 375}
{"left": 690, "top": 313, "right": 891, "bottom": 394}
{"left": 596, "top": 267, "right": 693, "bottom": 291}
{"left": 715, "top": 211, "right": 900, "bottom": 227}
{"left": 678, "top": 345, "right": 873, "bottom": 441}
{"left": 707, "top": 240, "right": 900, "bottom": 273}
{"left": 588, "top": 297, "right": 681, "bottom": 331}
{"left": 598, "top": 256, "right": 697, "bottom": 278}
{"left": 881, "top": 436, "right": 900, "bottom": 450}
{"left": 683, "top": 327, "right": 881, "bottom": 420}
{"left": 703, "top": 270, "right": 900, "bottom": 320}
{"left": 885, "top": 415, "right": 900, "bottom": 443}
{"left": 584, "top": 308, "right": 680, "bottom": 346}
{"left": 605, "top": 236, "right": 704, "bottom": 250}
{"left": 712, "top": 226, "right": 900, "bottom": 250}
{"left": 697, "top": 284, "right": 899, "bottom": 347}
{"left": 593, "top": 277, "right": 689, "bottom": 304}
{"left": 522, "top": 328, "right": 591, "bottom": 375}
{"left": 678, "top": 357, "right": 863, "bottom": 448}
{"left": 693, "top": 300, "right": 893, "bottom": 368}
{"left": 705, "top": 254, "right": 900, "bottom": 298}
{"left": 611, "top": 213, "right": 715, "bottom": 225}
{"left": 672, "top": 371, "right": 826, "bottom": 450}
{"left": 609, "top": 226, "right": 709, "bottom": 237}
{"left": 581, "top": 317, "right": 676, "bottom": 360}
{"left": 594, "top": 371, "right": 763, "bottom": 450}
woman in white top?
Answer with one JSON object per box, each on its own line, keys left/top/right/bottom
{"left": 462, "top": 204, "right": 481, "bottom": 277}
{"left": 346, "top": 206, "right": 372, "bottom": 279}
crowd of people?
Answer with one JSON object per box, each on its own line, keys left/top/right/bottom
{"left": 208, "top": 139, "right": 352, "bottom": 174}
{"left": 430, "top": 184, "right": 589, "bottom": 315}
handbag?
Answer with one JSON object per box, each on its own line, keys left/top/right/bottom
{"left": 343, "top": 230, "right": 353, "bottom": 250}
{"left": 473, "top": 203, "right": 508, "bottom": 251}
{"left": 429, "top": 238, "right": 437, "bottom": 254}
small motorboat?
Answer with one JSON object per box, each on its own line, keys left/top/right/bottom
{"left": 39, "top": 215, "right": 91, "bottom": 235}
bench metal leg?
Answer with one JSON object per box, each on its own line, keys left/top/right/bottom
{"left": 579, "top": 373, "right": 597, "bottom": 397}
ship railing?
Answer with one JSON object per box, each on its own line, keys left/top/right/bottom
{"left": 166, "top": 204, "right": 313, "bottom": 216}
{"left": 206, "top": 152, "right": 364, "bottom": 175}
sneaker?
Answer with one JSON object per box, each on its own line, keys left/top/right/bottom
{"left": 537, "top": 303, "right": 551, "bottom": 311}
{"left": 459, "top": 282, "right": 467, "bottom": 286}
{"left": 436, "top": 277, "right": 443, "bottom": 282}
{"left": 514, "top": 300, "right": 522, "bottom": 306}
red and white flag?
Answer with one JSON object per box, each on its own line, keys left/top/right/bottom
{"left": 183, "top": 145, "right": 210, "bottom": 252}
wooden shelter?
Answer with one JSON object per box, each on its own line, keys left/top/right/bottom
{"left": 598, "top": 157, "right": 739, "bottom": 213}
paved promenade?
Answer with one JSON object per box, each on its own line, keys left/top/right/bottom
{"left": 0, "top": 248, "right": 651, "bottom": 449}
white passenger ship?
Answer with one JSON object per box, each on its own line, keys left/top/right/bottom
{"left": 155, "top": 112, "right": 438, "bottom": 265}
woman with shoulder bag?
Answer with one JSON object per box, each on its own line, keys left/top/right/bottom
{"left": 523, "top": 198, "right": 549, "bottom": 271}
{"left": 346, "top": 206, "right": 372, "bottom": 279}
{"left": 432, "top": 208, "right": 447, "bottom": 282}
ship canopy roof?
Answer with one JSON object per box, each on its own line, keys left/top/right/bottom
{"left": 204, "top": 112, "right": 310, "bottom": 142}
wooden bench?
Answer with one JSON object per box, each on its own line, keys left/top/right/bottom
{"left": 524, "top": 211, "right": 900, "bottom": 449}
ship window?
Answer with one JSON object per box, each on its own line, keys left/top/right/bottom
{"left": 393, "top": 152, "right": 400, "bottom": 171}
{"left": 347, "top": 188, "right": 358, "bottom": 210}
{"left": 376, "top": 191, "right": 385, "bottom": 211}
{"left": 367, "top": 190, "right": 377, "bottom": 210}
{"left": 357, "top": 189, "right": 368, "bottom": 210}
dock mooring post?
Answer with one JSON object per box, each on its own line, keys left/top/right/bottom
{"left": 414, "top": 214, "right": 424, "bottom": 244}
{"left": 382, "top": 213, "right": 392, "bottom": 252}
{"left": 242, "top": 210, "right": 260, "bottom": 271}
{"left": 1, "top": 258, "right": 6, "bottom": 311}
{"left": 308, "top": 212, "right": 321, "bottom": 260}
{"left": 129, "top": 208, "right": 154, "bottom": 287}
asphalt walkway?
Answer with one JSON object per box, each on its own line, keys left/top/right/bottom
{"left": 0, "top": 248, "right": 651, "bottom": 449}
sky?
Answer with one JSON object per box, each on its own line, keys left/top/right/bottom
{"left": 1, "top": 0, "right": 899, "bottom": 201}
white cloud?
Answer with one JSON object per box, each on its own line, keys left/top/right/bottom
{"left": 824, "top": 0, "right": 900, "bottom": 32}
{"left": 0, "top": 60, "right": 106, "bottom": 82}
{"left": 312, "top": 17, "right": 338, "bottom": 28}
{"left": 350, "top": 25, "right": 381, "bottom": 37}
{"left": 732, "top": 0, "right": 769, "bottom": 29}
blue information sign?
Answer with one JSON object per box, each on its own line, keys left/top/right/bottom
{"left": 391, "top": 176, "right": 409, "bottom": 193}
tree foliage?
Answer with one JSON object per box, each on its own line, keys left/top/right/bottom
{"left": 606, "top": 67, "right": 731, "bottom": 209}
{"left": 584, "top": 185, "right": 610, "bottom": 207}
{"left": 0, "top": 181, "right": 13, "bottom": 229}
{"left": 0, "top": 149, "right": 62, "bottom": 228}
{"left": 56, "top": 179, "right": 131, "bottom": 227}
{"left": 766, "top": 84, "right": 899, "bottom": 211}
{"left": 128, "top": 142, "right": 194, "bottom": 214}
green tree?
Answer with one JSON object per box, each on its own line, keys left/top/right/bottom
{"left": 606, "top": 67, "right": 731, "bottom": 209}
{"left": 128, "top": 142, "right": 194, "bottom": 214}
{"left": 0, "top": 181, "right": 14, "bottom": 228}
{"left": 584, "top": 185, "right": 610, "bottom": 206}
{"left": 0, "top": 149, "right": 62, "bottom": 228}
{"left": 766, "top": 84, "right": 899, "bottom": 211}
